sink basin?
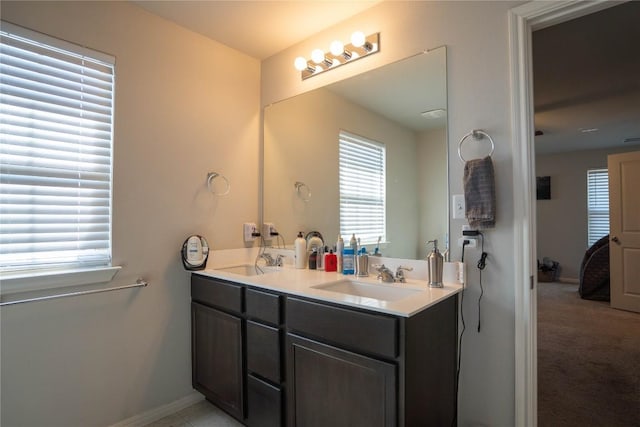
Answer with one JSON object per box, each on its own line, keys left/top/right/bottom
{"left": 312, "top": 280, "right": 423, "bottom": 302}
{"left": 215, "top": 264, "right": 277, "bottom": 276}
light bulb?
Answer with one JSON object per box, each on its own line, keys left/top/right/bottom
{"left": 330, "top": 40, "right": 344, "bottom": 56}
{"left": 351, "top": 31, "right": 366, "bottom": 48}
{"left": 311, "top": 49, "right": 325, "bottom": 64}
{"left": 294, "top": 56, "right": 308, "bottom": 71}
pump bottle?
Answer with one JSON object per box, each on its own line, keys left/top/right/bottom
{"left": 426, "top": 239, "right": 444, "bottom": 288}
{"left": 294, "top": 232, "right": 306, "bottom": 269}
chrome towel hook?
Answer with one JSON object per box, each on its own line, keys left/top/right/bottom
{"left": 207, "top": 172, "right": 230, "bottom": 196}
{"left": 458, "top": 129, "right": 495, "bottom": 163}
{"left": 294, "top": 181, "right": 311, "bottom": 202}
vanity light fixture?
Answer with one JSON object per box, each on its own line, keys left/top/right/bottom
{"left": 294, "top": 31, "right": 380, "bottom": 80}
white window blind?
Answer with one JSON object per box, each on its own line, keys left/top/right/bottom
{"left": 0, "top": 22, "right": 115, "bottom": 273}
{"left": 339, "top": 131, "right": 385, "bottom": 245}
{"left": 587, "top": 168, "right": 609, "bottom": 247}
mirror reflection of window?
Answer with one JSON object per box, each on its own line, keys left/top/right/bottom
{"left": 339, "top": 131, "right": 386, "bottom": 246}
{"left": 587, "top": 168, "right": 609, "bottom": 246}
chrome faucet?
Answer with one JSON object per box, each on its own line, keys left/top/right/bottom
{"left": 375, "top": 264, "right": 395, "bottom": 283}
{"left": 275, "top": 254, "right": 284, "bottom": 267}
{"left": 259, "top": 253, "right": 284, "bottom": 267}
{"left": 394, "top": 266, "right": 413, "bottom": 283}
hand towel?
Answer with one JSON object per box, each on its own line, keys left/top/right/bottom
{"left": 464, "top": 156, "right": 496, "bottom": 229}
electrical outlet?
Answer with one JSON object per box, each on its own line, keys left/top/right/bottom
{"left": 262, "top": 222, "right": 276, "bottom": 241}
{"left": 453, "top": 194, "right": 465, "bottom": 219}
{"left": 458, "top": 237, "right": 477, "bottom": 248}
{"left": 243, "top": 222, "right": 259, "bottom": 242}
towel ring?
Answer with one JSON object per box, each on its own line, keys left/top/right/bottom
{"left": 207, "top": 172, "right": 230, "bottom": 196}
{"left": 294, "top": 181, "right": 311, "bottom": 202}
{"left": 458, "top": 129, "right": 495, "bottom": 163}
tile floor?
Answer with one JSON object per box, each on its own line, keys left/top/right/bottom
{"left": 144, "top": 399, "right": 243, "bottom": 427}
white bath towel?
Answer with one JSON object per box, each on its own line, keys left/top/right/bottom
{"left": 464, "top": 156, "right": 496, "bottom": 229}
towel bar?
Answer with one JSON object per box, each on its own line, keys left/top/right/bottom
{"left": 0, "top": 278, "right": 148, "bottom": 307}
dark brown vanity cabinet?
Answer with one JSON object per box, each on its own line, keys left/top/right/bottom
{"left": 192, "top": 273, "right": 458, "bottom": 427}
{"left": 191, "top": 276, "right": 244, "bottom": 420}
{"left": 286, "top": 296, "right": 458, "bottom": 427}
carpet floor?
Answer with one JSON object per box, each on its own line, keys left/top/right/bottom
{"left": 537, "top": 281, "right": 640, "bottom": 427}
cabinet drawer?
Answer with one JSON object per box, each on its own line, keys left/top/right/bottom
{"left": 247, "top": 321, "right": 281, "bottom": 383}
{"left": 247, "top": 375, "right": 282, "bottom": 427}
{"left": 191, "top": 275, "right": 243, "bottom": 315}
{"left": 286, "top": 298, "right": 398, "bottom": 359}
{"left": 246, "top": 288, "right": 281, "bottom": 326}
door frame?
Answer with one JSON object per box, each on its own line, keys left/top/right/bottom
{"left": 508, "top": 1, "right": 618, "bottom": 426}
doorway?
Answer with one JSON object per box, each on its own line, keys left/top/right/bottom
{"left": 532, "top": 6, "right": 640, "bottom": 403}
{"left": 508, "top": 1, "right": 640, "bottom": 426}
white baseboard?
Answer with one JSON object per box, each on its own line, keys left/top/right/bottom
{"left": 109, "top": 391, "right": 204, "bottom": 427}
{"left": 558, "top": 276, "right": 579, "bottom": 284}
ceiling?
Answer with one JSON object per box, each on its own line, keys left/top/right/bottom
{"left": 327, "top": 48, "right": 447, "bottom": 131}
{"left": 131, "top": 1, "right": 380, "bottom": 60}
{"left": 131, "top": 1, "right": 640, "bottom": 154}
{"left": 533, "top": 1, "right": 640, "bottom": 155}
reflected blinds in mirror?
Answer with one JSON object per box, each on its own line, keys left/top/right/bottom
{"left": 339, "top": 131, "right": 385, "bottom": 245}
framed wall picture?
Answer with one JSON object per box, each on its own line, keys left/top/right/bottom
{"left": 537, "top": 176, "right": 551, "bottom": 200}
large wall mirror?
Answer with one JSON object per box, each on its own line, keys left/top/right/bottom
{"left": 263, "top": 46, "right": 448, "bottom": 260}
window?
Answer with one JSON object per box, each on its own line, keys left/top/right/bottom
{"left": 339, "top": 131, "right": 385, "bottom": 245}
{"left": 587, "top": 168, "right": 609, "bottom": 246}
{"left": 0, "top": 22, "right": 115, "bottom": 276}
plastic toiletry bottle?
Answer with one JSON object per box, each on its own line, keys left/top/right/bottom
{"left": 324, "top": 250, "right": 337, "bottom": 272}
{"left": 308, "top": 248, "right": 318, "bottom": 270}
{"left": 356, "top": 247, "right": 369, "bottom": 277}
{"left": 342, "top": 247, "right": 355, "bottom": 275}
{"left": 336, "top": 236, "right": 344, "bottom": 273}
{"left": 294, "top": 232, "right": 307, "bottom": 269}
{"left": 317, "top": 245, "right": 325, "bottom": 270}
{"left": 350, "top": 233, "right": 358, "bottom": 252}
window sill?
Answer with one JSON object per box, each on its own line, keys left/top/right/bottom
{"left": 0, "top": 266, "right": 122, "bottom": 297}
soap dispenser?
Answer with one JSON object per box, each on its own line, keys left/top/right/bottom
{"left": 294, "top": 232, "right": 306, "bottom": 269}
{"left": 426, "top": 239, "right": 444, "bottom": 288}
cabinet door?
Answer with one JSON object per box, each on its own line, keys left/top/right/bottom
{"left": 287, "top": 334, "right": 396, "bottom": 427}
{"left": 192, "top": 302, "right": 244, "bottom": 420}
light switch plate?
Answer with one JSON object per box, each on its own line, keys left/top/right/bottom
{"left": 453, "top": 194, "right": 465, "bottom": 219}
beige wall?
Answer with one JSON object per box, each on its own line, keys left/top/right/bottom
{"left": 262, "top": 2, "right": 521, "bottom": 425}
{"left": 264, "top": 88, "right": 419, "bottom": 258}
{"left": 1, "top": 2, "right": 260, "bottom": 426}
{"left": 536, "top": 145, "right": 640, "bottom": 280}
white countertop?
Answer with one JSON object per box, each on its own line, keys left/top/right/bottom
{"left": 194, "top": 262, "right": 462, "bottom": 317}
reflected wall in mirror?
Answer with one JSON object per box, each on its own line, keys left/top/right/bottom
{"left": 263, "top": 46, "right": 448, "bottom": 260}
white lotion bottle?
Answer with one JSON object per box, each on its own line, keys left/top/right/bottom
{"left": 294, "top": 232, "right": 307, "bottom": 269}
